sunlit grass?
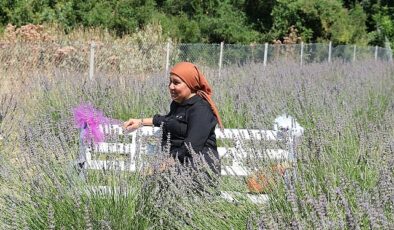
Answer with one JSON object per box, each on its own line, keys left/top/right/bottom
{"left": 0, "top": 58, "right": 393, "bottom": 229}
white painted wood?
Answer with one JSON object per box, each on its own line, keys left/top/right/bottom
{"left": 217, "top": 147, "right": 292, "bottom": 160}
{"left": 91, "top": 142, "right": 136, "bottom": 155}
{"left": 82, "top": 125, "right": 296, "bottom": 176}
{"left": 87, "top": 160, "right": 250, "bottom": 176}
{"left": 221, "top": 165, "right": 250, "bottom": 176}
{"left": 300, "top": 42, "right": 304, "bottom": 66}
{"left": 79, "top": 118, "right": 303, "bottom": 204}
{"left": 165, "top": 41, "right": 171, "bottom": 77}
{"left": 215, "top": 128, "right": 279, "bottom": 141}
{"left": 87, "top": 160, "right": 136, "bottom": 171}
{"left": 220, "top": 191, "right": 269, "bottom": 204}
{"left": 88, "top": 144, "right": 291, "bottom": 160}
{"left": 263, "top": 43, "right": 268, "bottom": 66}
{"left": 219, "top": 41, "right": 224, "bottom": 78}
{"left": 98, "top": 125, "right": 280, "bottom": 140}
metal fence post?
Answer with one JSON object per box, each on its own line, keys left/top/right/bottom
{"left": 263, "top": 43, "right": 268, "bottom": 67}
{"left": 353, "top": 45, "right": 356, "bottom": 62}
{"left": 89, "top": 42, "right": 95, "bottom": 81}
{"left": 218, "top": 42, "right": 224, "bottom": 77}
{"left": 300, "top": 42, "right": 304, "bottom": 66}
{"left": 165, "top": 41, "right": 171, "bottom": 77}
{"left": 328, "top": 41, "right": 332, "bottom": 63}
{"left": 375, "top": 46, "right": 378, "bottom": 60}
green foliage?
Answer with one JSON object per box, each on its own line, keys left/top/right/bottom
{"left": 330, "top": 3, "right": 369, "bottom": 45}
{"left": 1, "top": 56, "right": 394, "bottom": 228}
{"left": 0, "top": 0, "right": 393, "bottom": 45}
{"left": 244, "top": 0, "right": 276, "bottom": 32}
{"left": 156, "top": 0, "right": 259, "bottom": 43}
{"left": 198, "top": 2, "right": 259, "bottom": 43}
{"left": 153, "top": 13, "right": 202, "bottom": 43}
{"left": 371, "top": 6, "right": 394, "bottom": 47}
{"left": 75, "top": 0, "right": 157, "bottom": 36}
{"left": 270, "top": 0, "right": 369, "bottom": 44}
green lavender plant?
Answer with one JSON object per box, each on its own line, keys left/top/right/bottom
{"left": 1, "top": 58, "right": 393, "bottom": 229}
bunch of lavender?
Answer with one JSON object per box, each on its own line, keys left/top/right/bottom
{"left": 1, "top": 58, "right": 393, "bottom": 228}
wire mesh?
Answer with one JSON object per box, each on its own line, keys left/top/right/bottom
{"left": 0, "top": 42, "right": 392, "bottom": 80}
{"left": 169, "top": 43, "right": 221, "bottom": 67}
{"left": 302, "top": 43, "right": 329, "bottom": 64}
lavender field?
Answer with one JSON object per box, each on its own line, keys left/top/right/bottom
{"left": 0, "top": 59, "right": 393, "bottom": 229}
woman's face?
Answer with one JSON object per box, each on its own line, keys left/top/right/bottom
{"left": 169, "top": 74, "right": 193, "bottom": 103}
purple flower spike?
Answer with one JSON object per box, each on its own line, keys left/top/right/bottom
{"left": 73, "top": 103, "right": 110, "bottom": 144}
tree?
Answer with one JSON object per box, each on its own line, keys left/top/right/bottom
{"left": 0, "top": 0, "right": 16, "bottom": 27}
{"left": 198, "top": 1, "right": 259, "bottom": 43}
{"left": 360, "top": 0, "right": 394, "bottom": 47}
{"left": 75, "top": 0, "right": 157, "bottom": 36}
{"left": 0, "top": 0, "right": 392, "bottom": 46}
{"left": 156, "top": 0, "right": 259, "bottom": 43}
{"left": 244, "top": 0, "right": 276, "bottom": 32}
{"left": 270, "top": 0, "right": 368, "bottom": 44}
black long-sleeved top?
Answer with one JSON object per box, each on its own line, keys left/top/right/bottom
{"left": 153, "top": 95, "right": 220, "bottom": 174}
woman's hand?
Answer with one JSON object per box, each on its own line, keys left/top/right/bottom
{"left": 123, "top": 118, "right": 142, "bottom": 131}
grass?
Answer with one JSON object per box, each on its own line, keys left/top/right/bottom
{"left": 0, "top": 57, "right": 393, "bottom": 229}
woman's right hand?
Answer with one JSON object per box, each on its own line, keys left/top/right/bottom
{"left": 123, "top": 118, "right": 142, "bottom": 131}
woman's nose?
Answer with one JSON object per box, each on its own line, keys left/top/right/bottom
{"left": 169, "top": 83, "right": 174, "bottom": 89}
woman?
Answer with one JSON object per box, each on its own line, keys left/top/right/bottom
{"left": 124, "top": 62, "right": 223, "bottom": 175}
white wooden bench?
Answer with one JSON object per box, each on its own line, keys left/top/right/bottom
{"left": 77, "top": 114, "right": 304, "bottom": 204}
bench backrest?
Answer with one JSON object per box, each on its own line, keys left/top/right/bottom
{"left": 78, "top": 115, "right": 303, "bottom": 177}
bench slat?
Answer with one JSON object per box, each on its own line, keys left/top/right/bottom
{"left": 89, "top": 144, "right": 292, "bottom": 160}
{"left": 221, "top": 166, "right": 250, "bottom": 176}
{"left": 87, "top": 160, "right": 136, "bottom": 171}
{"left": 220, "top": 191, "right": 269, "bottom": 204}
{"left": 93, "top": 143, "right": 136, "bottom": 155}
{"left": 87, "top": 160, "right": 251, "bottom": 177}
{"left": 99, "top": 125, "right": 281, "bottom": 141}
{"left": 100, "top": 125, "right": 161, "bottom": 136}
{"left": 79, "top": 117, "right": 302, "bottom": 204}
{"left": 215, "top": 129, "right": 279, "bottom": 141}
{"left": 218, "top": 147, "right": 293, "bottom": 160}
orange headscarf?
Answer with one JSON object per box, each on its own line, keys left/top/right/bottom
{"left": 170, "top": 62, "right": 224, "bottom": 129}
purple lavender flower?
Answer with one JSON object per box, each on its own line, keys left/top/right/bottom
{"left": 73, "top": 103, "right": 110, "bottom": 144}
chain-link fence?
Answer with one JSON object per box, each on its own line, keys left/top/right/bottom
{"left": 0, "top": 41, "right": 392, "bottom": 79}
